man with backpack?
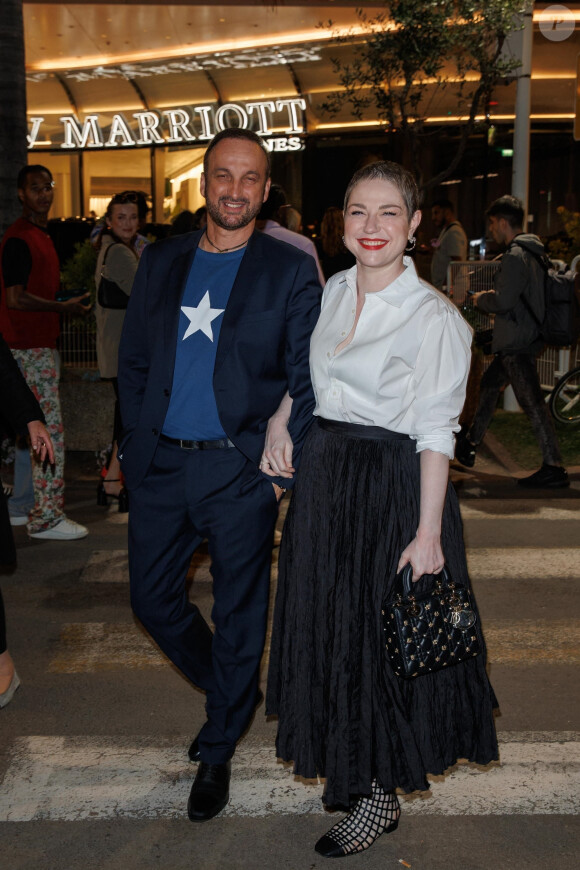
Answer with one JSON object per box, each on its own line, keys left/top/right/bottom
{"left": 455, "top": 195, "right": 569, "bottom": 489}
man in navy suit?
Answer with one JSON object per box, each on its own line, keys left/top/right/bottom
{"left": 117, "top": 128, "right": 321, "bottom": 822}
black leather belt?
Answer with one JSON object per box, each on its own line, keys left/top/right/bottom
{"left": 159, "top": 433, "right": 235, "bottom": 451}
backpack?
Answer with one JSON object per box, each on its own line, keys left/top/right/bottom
{"left": 513, "top": 240, "right": 580, "bottom": 347}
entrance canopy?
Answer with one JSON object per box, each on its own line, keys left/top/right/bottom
{"left": 20, "top": 2, "right": 580, "bottom": 223}
{"left": 24, "top": 1, "right": 580, "bottom": 149}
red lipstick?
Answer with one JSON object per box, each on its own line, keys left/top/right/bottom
{"left": 357, "top": 238, "right": 388, "bottom": 250}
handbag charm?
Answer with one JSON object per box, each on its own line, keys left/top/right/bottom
{"left": 382, "top": 564, "right": 481, "bottom": 679}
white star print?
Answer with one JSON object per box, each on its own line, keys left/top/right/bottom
{"left": 181, "top": 291, "right": 225, "bottom": 342}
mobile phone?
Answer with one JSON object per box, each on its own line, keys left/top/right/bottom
{"left": 56, "top": 290, "right": 88, "bottom": 302}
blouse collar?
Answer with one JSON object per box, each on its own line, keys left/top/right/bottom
{"left": 344, "top": 256, "right": 421, "bottom": 309}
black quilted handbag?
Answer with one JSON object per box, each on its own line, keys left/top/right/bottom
{"left": 382, "top": 564, "right": 481, "bottom": 679}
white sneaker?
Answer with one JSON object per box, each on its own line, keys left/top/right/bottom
{"left": 9, "top": 516, "right": 28, "bottom": 527}
{"left": 0, "top": 671, "right": 21, "bottom": 708}
{"left": 29, "top": 518, "right": 88, "bottom": 541}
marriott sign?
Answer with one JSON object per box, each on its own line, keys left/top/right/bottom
{"left": 27, "top": 99, "right": 307, "bottom": 151}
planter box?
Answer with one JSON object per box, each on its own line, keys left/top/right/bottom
{"left": 60, "top": 369, "right": 115, "bottom": 452}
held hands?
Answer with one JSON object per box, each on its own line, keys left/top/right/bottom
{"left": 27, "top": 421, "right": 55, "bottom": 465}
{"left": 261, "top": 392, "right": 294, "bottom": 501}
{"left": 62, "top": 292, "right": 92, "bottom": 316}
{"left": 397, "top": 529, "right": 445, "bottom": 583}
{"left": 260, "top": 411, "right": 295, "bottom": 480}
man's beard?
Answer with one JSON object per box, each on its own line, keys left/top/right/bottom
{"left": 205, "top": 195, "right": 262, "bottom": 231}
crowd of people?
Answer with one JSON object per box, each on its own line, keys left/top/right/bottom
{"left": 0, "top": 131, "right": 573, "bottom": 857}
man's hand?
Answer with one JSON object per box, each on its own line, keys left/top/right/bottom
{"left": 7, "top": 285, "right": 92, "bottom": 314}
{"left": 272, "top": 483, "right": 286, "bottom": 502}
{"left": 470, "top": 290, "right": 491, "bottom": 309}
{"left": 61, "top": 292, "right": 92, "bottom": 316}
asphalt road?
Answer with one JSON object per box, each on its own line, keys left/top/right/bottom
{"left": 1, "top": 448, "right": 579, "bottom": 870}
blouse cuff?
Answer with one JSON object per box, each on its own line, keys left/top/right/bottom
{"left": 411, "top": 433, "right": 455, "bottom": 460}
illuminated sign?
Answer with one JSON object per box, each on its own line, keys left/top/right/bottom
{"left": 27, "top": 99, "right": 307, "bottom": 151}
{"left": 25, "top": 46, "right": 323, "bottom": 83}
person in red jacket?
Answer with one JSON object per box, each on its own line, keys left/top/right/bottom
{"left": 0, "top": 165, "right": 91, "bottom": 540}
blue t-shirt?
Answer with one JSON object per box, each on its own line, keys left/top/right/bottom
{"left": 163, "top": 246, "right": 245, "bottom": 439}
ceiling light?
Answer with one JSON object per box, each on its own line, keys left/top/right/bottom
{"left": 27, "top": 26, "right": 363, "bottom": 73}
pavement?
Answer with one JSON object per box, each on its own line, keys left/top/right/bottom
{"left": 1, "top": 443, "right": 579, "bottom": 870}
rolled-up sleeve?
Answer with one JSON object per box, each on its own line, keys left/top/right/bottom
{"left": 409, "top": 308, "right": 472, "bottom": 458}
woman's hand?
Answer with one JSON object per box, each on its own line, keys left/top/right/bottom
{"left": 397, "top": 449, "right": 448, "bottom": 582}
{"left": 261, "top": 392, "right": 295, "bottom": 479}
{"left": 397, "top": 530, "right": 444, "bottom": 583}
{"left": 27, "top": 420, "right": 55, "bottom": 465}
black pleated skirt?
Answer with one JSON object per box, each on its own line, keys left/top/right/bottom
{"left": 266, "top": 419, "right": 499, "bottom": 809}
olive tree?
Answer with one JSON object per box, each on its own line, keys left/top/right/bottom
{"left": 321, "top": 0, "right": 525, "bottom": 191}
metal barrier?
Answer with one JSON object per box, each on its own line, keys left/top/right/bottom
{"left": 446, "top": 260, "right": 501, "bottom": 307}
{"left": 58, "top": 264, "right": 580, "bottom": 380}
{"left": 58, "top": 315, "right": 98, "bottom": 370}
{"left": 447, "top": 261, "right": 578, "bottom": 390}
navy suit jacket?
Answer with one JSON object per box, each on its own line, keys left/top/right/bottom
{"left": 117, "top": 228, "right": 322, "bottom": 490}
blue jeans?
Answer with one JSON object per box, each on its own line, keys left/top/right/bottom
{"left": 7, "top": 442, "right": 33, "bottom": 519}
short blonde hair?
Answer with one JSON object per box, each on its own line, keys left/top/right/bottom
{"left": 343, "top": 161, "right": 420, "bottom": 220}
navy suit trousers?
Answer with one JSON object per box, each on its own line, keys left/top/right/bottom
{"left": 128, "top": 438, "right": 279, "bottom": 764}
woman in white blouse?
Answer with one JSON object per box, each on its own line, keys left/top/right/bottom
{"left": 265, "top": 162, "right": 498, "bottom": 858}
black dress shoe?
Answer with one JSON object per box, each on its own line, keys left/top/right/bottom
{"left": 187, "top": 761, "right": 231, "bottom": 822}
{"left": 188, "top": 689, "right": 264, "bottom": 762}
{"left": 188, "top": 733, "right": 202, "bottom": 763}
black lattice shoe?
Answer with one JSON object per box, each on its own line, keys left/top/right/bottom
{"left": 315, "top": 781, "right": 400, "bottom": 858}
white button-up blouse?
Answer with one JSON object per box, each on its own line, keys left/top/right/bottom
{"left": 310, "top": 257, "right": 473, "bottom": 459}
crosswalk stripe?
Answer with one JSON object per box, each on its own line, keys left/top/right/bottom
{"left": 81, "top": 547, "right": 580, "bottom": 586}
{"left": 0, "top": 733, "right": 577, "bottom": 821}
{"left": 484, "top": 622, "right": 580, "bottom": 665}
{"left": 47, "top": 617, "right": 580, "bottom": 673}
{"left": 460, "top": 504, "right": 580, "bottom": 520}
{"left": 80, "top": 550, "right": 212, "bottom": 584}
{"left": 79, "top": 550, "right": 130, "bottom": 583}
{"left": 47, "top": 623, "right": 169, "bottom": 672}
{"left": 467, "top": 548, "right": 579, "bottom": 580}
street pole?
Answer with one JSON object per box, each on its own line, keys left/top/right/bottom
{"left": 511, "top": 4, "right": 533, "bottom": 211}
{"left": 504, "top": 4, "right": 534, "bottom": 412}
